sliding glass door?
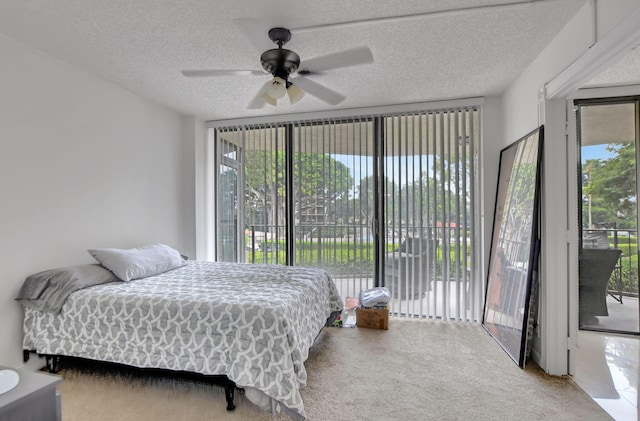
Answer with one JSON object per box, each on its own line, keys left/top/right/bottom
{"left": 292, "top": 119, "right": 377, "bottom": 298}
{"left": 382, "top": 110, "right": 480, "bottom": 320}
{"left": 576, "top": 98, "right": 639, "bottom": 334}
{"left": 216, "top": 126, "right": 288, "bottom": 264}
{"left": 212, "top": 105, "right": 482, "bottom": 321}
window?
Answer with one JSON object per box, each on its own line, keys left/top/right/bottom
{"left": 211, "top": 105, "right": 482, "bottom": 321}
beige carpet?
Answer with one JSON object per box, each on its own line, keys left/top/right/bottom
{"left": 56, "top": 318, "right": 612, "bottom": 421}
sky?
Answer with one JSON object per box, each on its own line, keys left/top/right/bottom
{"left": 581, "top": 144, "right": 616, "bottom": 163}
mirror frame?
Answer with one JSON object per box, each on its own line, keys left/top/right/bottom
{"left": 483, "top": 126, "right": 544, "bottom": 367}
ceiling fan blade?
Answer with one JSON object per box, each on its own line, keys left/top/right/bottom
{"left": 233, "top": 18, "right": 275, "bottom": 53}
{"left": 247, "top": 80, "right": 273, "bottom": 109}
{"left": 298, "top": 47, "right": 373, "bottom": 73}
{"left": 181, "top": 69, "right": 264, "bottom": 78}
{"left": 290, "top": 76, "right": 346, "bottom": 105}
{"left": 247, "top": 95, "right": 267, "bottom": 109}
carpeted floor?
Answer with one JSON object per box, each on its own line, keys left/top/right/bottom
{"left": 55, "top": 318, "right": 612, "bottom": 421}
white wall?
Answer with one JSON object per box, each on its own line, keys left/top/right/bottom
{"left": 0, "top": 33, "right": 196, "bottom": 367}
{"left": 479, "top": 97, "right": 503, "bottom": 281}
{"left": 498, "top": 0, "right": 640, "bottom": 374}
{"left": 595, "top": 0, "right": 640, "bottom": 40}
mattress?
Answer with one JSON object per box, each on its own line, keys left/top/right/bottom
{"left": 22, "top": 260, "right": 343, "bottom": 420}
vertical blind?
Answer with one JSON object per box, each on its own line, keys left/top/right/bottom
{"left": 292, "top": 119, "right": 376, "bottom": 299}
{"left": 382, "top": 110, "right": 480, "bottom": 321}
{"left": 214, "top": 106, "right": 482, "bottom": 322}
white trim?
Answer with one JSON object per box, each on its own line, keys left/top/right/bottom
{"left": 206, "top": 97, "right": 484, "bottom": 128}
{"left": 539, "top": 98, "right": 570, "bottom": 375}
{"left": 565, "top": 98, "right": 579, "bottom": 376}
{"left": 546, "top": 6, "right": 640, "bottom": 99}
{"left": 589, "top": 0, "right": 597, "bottom": 46}
{"left": 292, "top": 1, "right": 552, "bottom": 33}
{"left": 569, "top": 83, "right": 640, "bottom": 100}
{"left": 194, "top": 117, "right": 210, "bottom": 261}
{"left": 204, "top": 129, "right": 215, "bottom": 261}
{"left": 476, "top": 106, "right": 487, "bottom": 323}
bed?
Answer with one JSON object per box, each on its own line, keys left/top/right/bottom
{"left": 17, "top": 245, "right": 343, "bottom": 421}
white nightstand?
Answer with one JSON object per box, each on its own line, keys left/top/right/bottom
{"left": 0, "top": 366, "right": 62, "bottom": 421}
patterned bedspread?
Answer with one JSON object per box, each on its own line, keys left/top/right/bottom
{"left": 22, "top": 260, "right": 343, "bottom": 420}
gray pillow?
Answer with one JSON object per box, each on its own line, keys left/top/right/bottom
{"left": 87, "top": 244, "right": 186, "bottom": 282}
{"left": 16, "top": 264, "right": 119, "bottom": 314}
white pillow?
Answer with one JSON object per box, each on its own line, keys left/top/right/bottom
{"left": 88, "top": 244, "right": 186, "bottom": 281}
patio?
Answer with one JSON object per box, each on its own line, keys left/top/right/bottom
{"left": 581, "top": 294, "right": 639, "bottom": 334}
{"left": 581, "top": 228, "right": 639, "bottom": 334}
{"left": 332, "top": 276, "right": 484, "bottom": 322}
{"left": 333, "top": 275, "right": 639, "bottom": 332}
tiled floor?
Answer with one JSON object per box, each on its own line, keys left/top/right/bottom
{"left": 574, "top": 330, "right": 639, "bottom": 420}
{"left": 581, "top": 296, "right": 639, "bottom": 333}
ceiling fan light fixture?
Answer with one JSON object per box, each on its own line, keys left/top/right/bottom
{"left": 265, "top": 76, "right": 287, "bottom": 100}
{"left": 287, "top": 83, "right": 305, "bottom": 105}
{"left": 180, "top": 26, "right": 373, "bottom": 110}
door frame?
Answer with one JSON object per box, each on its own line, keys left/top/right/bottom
{"left": 543, "top": 5, "right": 640, "bottom": 376}
{"left": 564, "top": 85, "right": 640, "bottom": 375}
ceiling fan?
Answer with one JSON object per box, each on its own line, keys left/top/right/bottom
{"left": 181, "top": 26, "right": 374, "bottom": 109}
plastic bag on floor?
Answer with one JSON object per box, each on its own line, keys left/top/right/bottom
{"left": 359, "top": 287, "right": 391, "bottom": 308}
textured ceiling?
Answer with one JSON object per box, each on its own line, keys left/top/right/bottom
{"left": 584, "top": 45, "right": 640, "bottom": 88}
{"left": 0, "top": 0, "right": 588, "bottom": 121}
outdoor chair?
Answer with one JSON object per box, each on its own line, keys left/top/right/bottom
{"left": 384, "top": 237, "right": 432, "bottom": 299}
{"left": 579, "top": 247, "right": 622, "bottom": 325}
{"left": 582, "top": 230, "right": 625, "bottom": 303}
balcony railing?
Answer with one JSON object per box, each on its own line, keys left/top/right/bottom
{"left": 244, "top": 223, "right": 481, "bottom": 321}
{"left": 245, "top": 224, "right": 472, "bottom": 275}
{"left": 246, "top": 224, "right": 390, "bottom": 272}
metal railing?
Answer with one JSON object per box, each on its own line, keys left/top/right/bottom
{"left": 245, "top": 223, "right": 480, "bottom": 321}
{"left": 245, "top": 223, "right": 471, "bottom": 272}
{"left": 246, "top": 224, "right": 383, "bottom": 271}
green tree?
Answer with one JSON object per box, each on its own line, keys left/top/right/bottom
{"left": 583, "top": 142, "right": 637, "bottom": 229}
{"left": 244, "top": 150, "right": 286, "bottom": 230}
{"left": 356, "top": 175, "right": 397, "bottom": 226}
{"left": 410, "top": 155, "right": 472, "bottom": 234}
{"left": 295, "top": 153, "right": 353, "bottom": 225}
{"left": 244, "top": 151, "right": 353, "bottom": 231}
